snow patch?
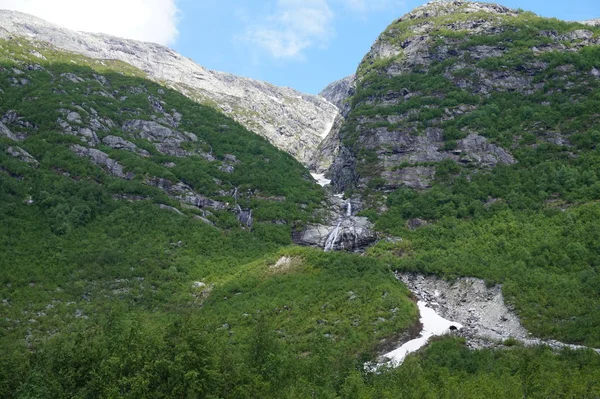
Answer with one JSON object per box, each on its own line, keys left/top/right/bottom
{"left": 381, "top": 301, "right": 462, "bottom": 366}
{"left": 311, "top": 173, "right": 331, "bottom": 187}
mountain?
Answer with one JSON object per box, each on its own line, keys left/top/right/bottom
{"left": 2, "top": 2, "right": 600, "bottom": 398}
{"left": 329, "top": 0, "right": 600, "bottom": 350}
{"left": 330, "top": 0, "right": 600, "bottom": 192}
{"left": 0, "top": 10, "right": 339, "bottom": 166}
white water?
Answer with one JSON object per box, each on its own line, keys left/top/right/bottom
{"left": 311, "top": 173, "right": 331, "bottom": 187}
{"left": 324, "top": 221, "right": 341, "bottom": 252}
{"left": 382, "top": 301, "right": 462, "bottom": 366}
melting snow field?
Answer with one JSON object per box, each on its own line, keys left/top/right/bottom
{"left": 311, "top": 173, "right": 331, "bottom": 187}
{"left": 381, "top": 301, "right": 462, "bottom": 366}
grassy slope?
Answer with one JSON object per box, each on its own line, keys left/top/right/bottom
{"left": 0, "top": 39, "right": 416, "bottom": 397}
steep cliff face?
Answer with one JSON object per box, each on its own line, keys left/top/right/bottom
{"left": 310, "top": 75, "right": 356, "bottom": 173}
{"left": 319, "top": 74, "right": 356, "bottom": 111}
{"left": 330, "top": 1, "right": 600, "bottom": 192}
{"left": 0, "top": 10, "right": 339, "bottom": 166}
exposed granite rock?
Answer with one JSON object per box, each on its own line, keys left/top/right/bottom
{"left": 457, "top": 133, "right": 515, "bottom": 167}
{"left": 310, "top": 113, "right": 344, "bottom": 174}
{"left": 396, "top": 273, "right": 600, "bottom": 354}
{"left": 122, "top": 120, "right": 202, "bottom": 158}
{"left": 102, "top": 135, "right": 150, "bottom": 157}
{"left": 294, "top": 196, "right": 376, "bottom": 251}
{"left": 159, "top": 204, "right": 183, "bottom": 215}
{"left": 581, "top": 19, "right": 600, "bottom": 27}
{"left": 319, "top": 75, "right": 355, "bottom": 111}
{"left": 327, "top": 1, "right": 589, "bottom": 193}
{"left": 294, "top": 217, "right": 377, "bottom": 251}
{"left": 406, "top": 218, "right": 428, "bottom": 230}
{"left": 6, "top": 146, "right": 38, "bottom": 165}
{"left": 146, "top": 177, "right": 227, "bottom": 211}
{"left": 233, "top": 205, "right": 253, "bottom": 228}
{"left": 381, "top": 166, "right": 436, "bottom": 191}
{"left": 70, "top": 144, "right": 132, "bottom": 179}
{"left": 330, "top": 146, "right": 359, "bottom": 193}
{"left": 58, "top": 118, "right": 100, "bottom": 146}
{"left": 67, "top": 111, "right": 82, "bottom": 124}
{"left": 60, "top": 72, "right": 84, "bottom": 83}
{"left": 194, "top": 215, "right": 215, "bottom": 227}
{"left": 0, "top": 10, "right": 339, "bottom": 166}
{"left": 0, "top": 122, "right": 19, "bottom": 141}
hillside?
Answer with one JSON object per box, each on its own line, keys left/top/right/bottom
{"left": 0, "top": 36, "right": 420, "bottom": 397}
{"left": 327, "top": 0, "right": 600, "bottom": 348}
{"left": 0, "top": 10, "right": 339, "bottom": 166}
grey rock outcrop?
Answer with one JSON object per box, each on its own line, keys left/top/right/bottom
{"left": 319, "top": 75, "right": 355, "bottom": 112}
{"left": 294, "top": 217, "right": 377, "bottom": 251}
{"left": 6, "top": 146, "right": 38, "bottom": 165}
{"left": 397, "top": 273, "right": 600, "bottom": 354}
{"left": 0, "top": 122, "right": 19, "bottom": 141}
{"left": 122, "top": 120, "right": 210, "bottom": 158}
{"left": 159, "top": 204, "right": 184, "bottom": 215}
{"left": 0, "top": 10, "right": 339, "bottom": 166}
{"left": 397, "top": 273, "right": 529, "bottom": 343}
{"left": 581, "top": 19, "right": 600, "bottom": 27}
{"left": 457, "top": 133, "right": 515, "bottom": 167}
{"left": 310, "top": 75, "right": 356, "bottom": 172}
{"left": 70, "top": 144, "right": 131, "bottom": 179}
{"left": 102, "top": 135, "right": 150, "bottom": 157}
{"left": 310, "top": 113, "right": 344, "bottom": 174}
{"left": 293, "top": 196, "right": 376, "bottom": 251}
{"left": 233, "top": 205, "right": 253, "bottom": 228}
{"left": 328, "top": 1, "right": 595, "bottom": 193}
{"left": 146, "top": 177, "right": 227, "bottom": 211}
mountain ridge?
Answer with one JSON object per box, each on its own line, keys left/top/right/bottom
{"left": 0, "top": 9, "right": 339, "bottom": 167}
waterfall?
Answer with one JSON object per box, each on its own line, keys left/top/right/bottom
{"left": 324, "top": 221, "right": 341, "bottom": 252}
{"left": 324, "top": 200, "right": 352, "bottom": 252}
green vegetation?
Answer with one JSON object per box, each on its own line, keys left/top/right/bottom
{"left": 2, "top": 4, "right": 600, "bottom": 397}
{"left": 0, "top": 38, "right": 420, "bottom": 398}
{"left": 334, "top": 3, "right": 600, "bottom": 352}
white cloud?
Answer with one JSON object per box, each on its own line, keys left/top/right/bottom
{"left": 241, "top": 0, "right": 334, "bottom": 60}
{"left": 239, "top": 0, "right": 407, "bottom": 61}
{"left": 336, "top": 0, "right": 406, "bottom": 13}
{"left": 0, "top": 0, "right": 180, "bottom": 45}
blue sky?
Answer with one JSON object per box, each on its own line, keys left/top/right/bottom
{"left": 1, "top": 0, "right": 598, "bottom": 95}
{"left": 173, "top": 0, "right": 600, "bottom": 94}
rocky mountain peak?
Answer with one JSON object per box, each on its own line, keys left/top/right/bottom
{"left": 329, "top": 1, "right": 600, "bottom": 193}
{"left": 399, "top": 0, "right": 517, "bottom": 22}
{"left": 361, "top": 1, "right": 521, "bottom": 72}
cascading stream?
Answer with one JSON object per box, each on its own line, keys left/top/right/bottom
{"left": 323, "top": 221, "right": 341, "bottom": 252}
{"left": 324, "top": 201, "right": 351, "bottom": 252}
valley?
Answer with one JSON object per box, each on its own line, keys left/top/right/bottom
{"left": 1, "top": 1, "right": 600, "bottom": 397}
